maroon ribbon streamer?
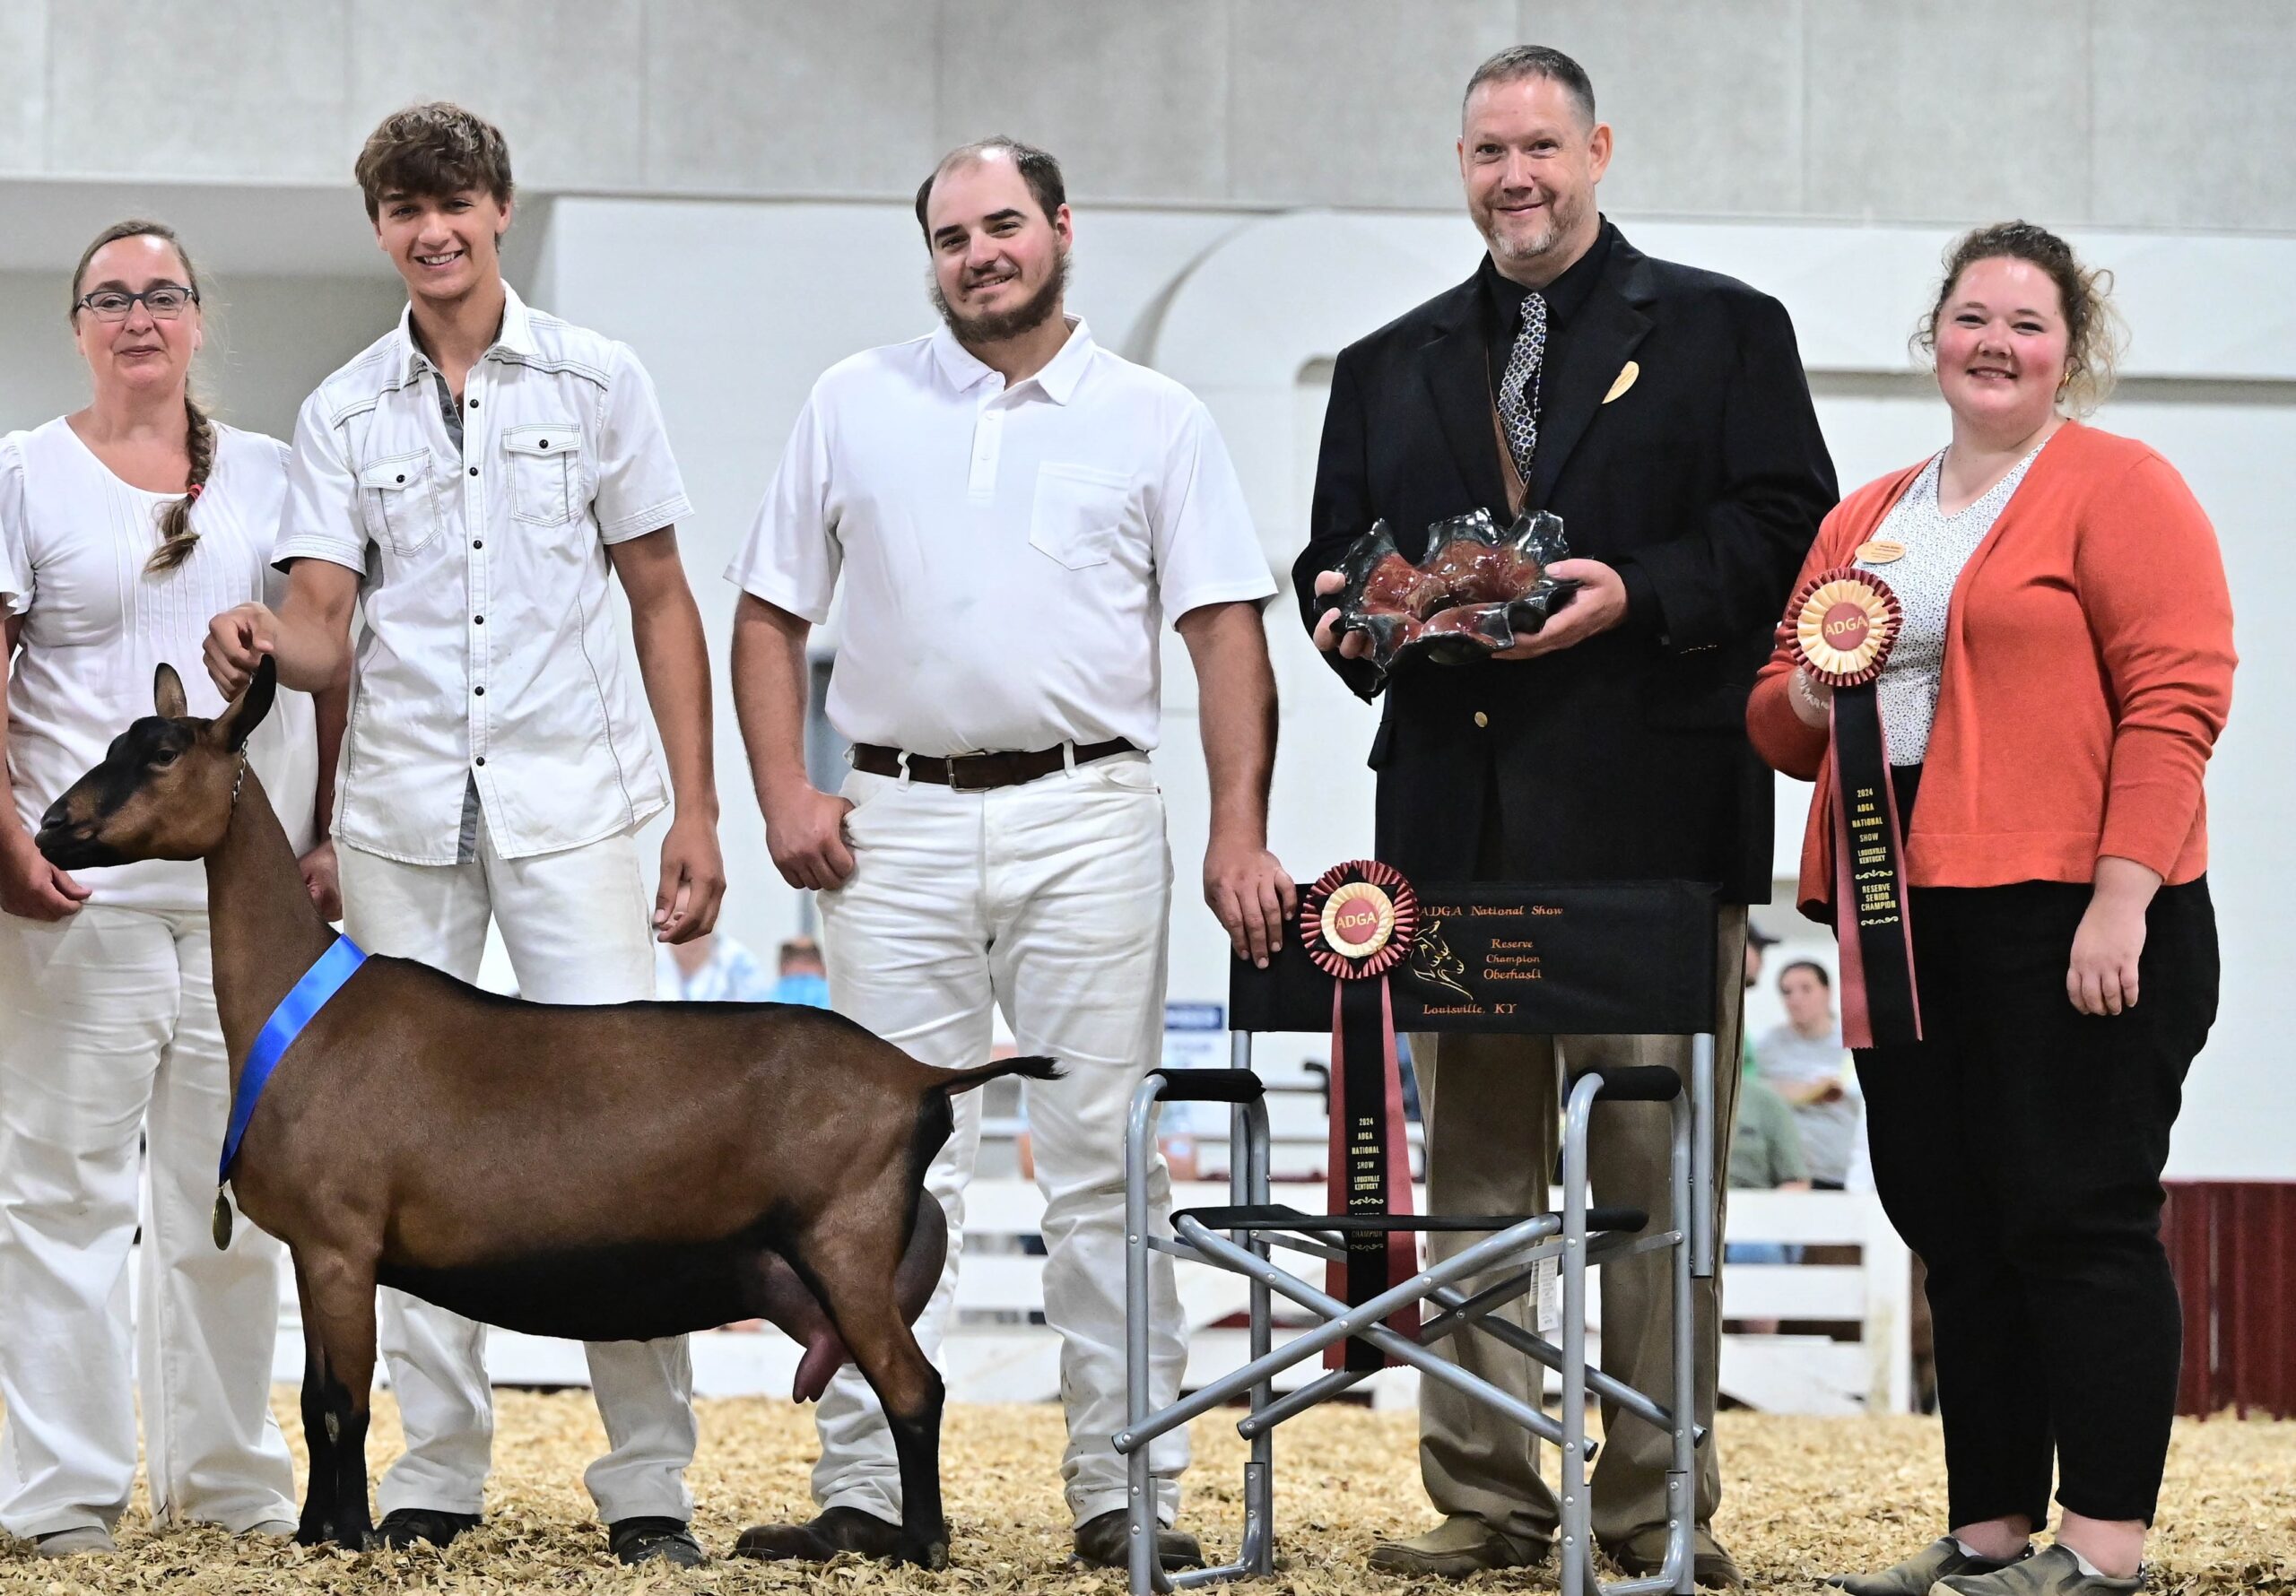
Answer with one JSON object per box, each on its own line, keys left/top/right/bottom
{"left": 1324, "top": 976, "right": 1420, "bottom": 1370}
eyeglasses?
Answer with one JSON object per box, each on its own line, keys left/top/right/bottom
{"left": 74, "top": 284, "right": 199, "bottom": 322}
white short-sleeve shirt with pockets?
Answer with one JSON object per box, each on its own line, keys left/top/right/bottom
{"left": 728, "top": 318, "right": 1275, "bottom": 758}
{"left": 272, "top": 282, "right": 690, "bottom": 864}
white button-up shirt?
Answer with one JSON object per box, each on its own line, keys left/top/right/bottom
{"left": 273, "top": 284, "right": 690, "bottom": 863}
{"left": 729, "top": 319, "right": 1274, "bottom": 757}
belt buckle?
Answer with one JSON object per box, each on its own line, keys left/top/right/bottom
{"left": 945, "top": 750, "right": 996, "bottom": 793}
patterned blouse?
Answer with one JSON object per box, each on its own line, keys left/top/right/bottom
{"left": 1855, "top": 438, "right": 2050, "bottom": 763}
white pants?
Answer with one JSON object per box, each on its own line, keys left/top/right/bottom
{"left": 813, "top": 753, "right": 1189, "bottom": 1529}
{"left": 338, "top": 821, "right": 697, "bottom": 1524}
{"left": 0, "top": 905, "right": 297, "bottom": 1538}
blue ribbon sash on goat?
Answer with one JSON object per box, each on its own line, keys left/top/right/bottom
{"left": 213, "top": 936, "right": 367, "bottom": 1243}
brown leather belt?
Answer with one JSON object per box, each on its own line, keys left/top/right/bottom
{"left": 851, "top": 737, "right": 1139, "bottom": 792}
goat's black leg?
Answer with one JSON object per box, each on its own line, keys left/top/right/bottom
{"left": 298, "top": 1251, "right": 381, "bottom": 1549}
{"left": 292, "top": 1260, "right": 341, "bottom": 1547}
{"left": 885, "top": 1380, "right": 947, "bottom": 1566}
{"left": 790, "top": 1219, "right": 950, "bottom": 1568}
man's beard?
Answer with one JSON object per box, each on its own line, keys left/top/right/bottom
{"left": 1482, "top": 190, "right": 1579, "bottom": 268}
{"left": 932, "top": 247, "right": 1069, "bottom": 343}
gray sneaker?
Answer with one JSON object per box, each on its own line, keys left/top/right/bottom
{"left": 1934, "top": 1544, "right": 2142, "bottom": 1596}
{"left": 1829, "top": 1537, "right": 2028, "bottom": 1595}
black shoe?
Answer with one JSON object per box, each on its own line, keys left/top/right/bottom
{"left": 374, "top": 1507, "right": 482, "bottom": 1550}
{"left": 608, "top": 1516, "right": 706, "bottom": 1567}
{"left": 735, "top": 1505, "right": 912, "bottom": 1563}
{"left": 1073, "top": 1507, "right": 1205, "bottom": 1571}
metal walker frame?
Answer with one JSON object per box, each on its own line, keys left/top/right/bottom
{"left": 1117, "top": 887, "right": 1720, "bottom": 1596}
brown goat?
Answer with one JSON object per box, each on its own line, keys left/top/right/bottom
{"left": 32, "top": 658, "right": 1056, "bottom": 1565}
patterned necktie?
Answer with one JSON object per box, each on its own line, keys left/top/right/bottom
{"left": 1497, "top": 290, "right": 1549, "bottom": 482}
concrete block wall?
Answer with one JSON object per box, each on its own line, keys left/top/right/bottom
{"left": 3, "top": 1, "right": 2292, "bottom": 230}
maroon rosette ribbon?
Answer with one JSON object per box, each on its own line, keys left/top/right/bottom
{"left": 1300, "top": 860, "right": 1419, "bottom": 982}
{"left": 1787, "top": 566, "right": 1922, "bottom": 1047}
{"left": 1299, "top": 860, "right": 1422, "bottom": 1368}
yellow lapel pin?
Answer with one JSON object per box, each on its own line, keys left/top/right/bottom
{"left": 1603, "top": 360, "right": 1639, "bottom": 404}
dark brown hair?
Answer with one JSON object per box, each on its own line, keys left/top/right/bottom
{"left": 355, "top": 101, "right": 514, "bottom": 221}
{"left": 915, "top": 136, "right": 1065, "bottom": 239}
{"left": 1917, "top": 221, "right": 2124, "bottom": 415}
{"left": 71, "top": 220, "right": 213, "bottom": 577}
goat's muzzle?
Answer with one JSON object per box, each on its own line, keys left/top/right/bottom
{"left": 34, "top": 795, "right": 111, "bottom": 870}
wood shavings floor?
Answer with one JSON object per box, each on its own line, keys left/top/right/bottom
{"left": 1, "top": 1392, "right": 2289, "bottom": 1592}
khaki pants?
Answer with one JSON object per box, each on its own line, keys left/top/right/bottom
{"left": 1411, "top": 906, "right": 1744, "bottom": 1548}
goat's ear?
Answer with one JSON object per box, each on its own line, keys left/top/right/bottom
{"left": 213, "top": 655, "right": 278, "bottom": 752}
{"left": 154, "top": 663, "right": 188, "bottom": 719}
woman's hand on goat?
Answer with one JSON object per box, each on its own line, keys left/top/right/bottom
{"left": 0, "top": 827, "right": 91, "bottom": 920}
{"left": 764, "top": 785, "right": 857, "bottom": 893}
{"left": 656, "top": 812, "right": 728, "bottom": 942}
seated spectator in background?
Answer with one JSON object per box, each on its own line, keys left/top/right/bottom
{"left": 1752, "top": 961, "right": 1860, "bottom": 1188}
{"left": 771, "top": 935, "right": 831, "bottom": 1009}
{"left": 1725, "top": 1063, "right": 1810, "bottom": 1336}
{"left": 1726, "top": 1071, "right": 1810, "bottom": 1236}
{"left": 655, "top": 930, "right": 775, "bottom": 1003}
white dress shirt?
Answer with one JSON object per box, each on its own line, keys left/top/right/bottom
{"left": 1, "top": 419, "right": 318, "bottom": 911}
{"left": 272, "top": 283, "right": 690, "bottom": 864}
{"left": 729, "top": 318, "right": 1274, "bottom": 757}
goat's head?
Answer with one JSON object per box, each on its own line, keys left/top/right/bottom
{"left": 35, "top": 658, "right": 277, "bottom": 870}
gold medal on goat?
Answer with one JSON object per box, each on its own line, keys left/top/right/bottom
{"left": 213, "top": 1187, "right": 233, "bottom": 1249}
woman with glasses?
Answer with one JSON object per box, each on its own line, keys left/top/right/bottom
{"left": 0, "top": 221, "right": 340, "bottom": 1557}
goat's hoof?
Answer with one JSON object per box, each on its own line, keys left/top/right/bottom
{"left": 909, "top": 1538, "right": 950, "bottom": 1570}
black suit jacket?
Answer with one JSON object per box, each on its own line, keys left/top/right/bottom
{"left": 1295, "top": 224, "right": 1837, "bottom": 902}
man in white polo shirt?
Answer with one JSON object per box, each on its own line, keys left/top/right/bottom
{"left": 204, "top": 103, "right": 721, "bottom": 1566}
{"left": 728, "top": 137, "right": 1289, "bottom": 1570}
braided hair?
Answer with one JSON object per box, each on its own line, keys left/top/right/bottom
{"left": 69, "top": 219, "right": 214, "bottom": 576}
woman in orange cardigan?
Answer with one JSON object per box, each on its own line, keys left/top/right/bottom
{"left": 1749, "top": 223, "right": 2234, "bottom": 1596}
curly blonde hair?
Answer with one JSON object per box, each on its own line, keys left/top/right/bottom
{"left": 1915, "top": 221, "right": 2126, "bottom": 416}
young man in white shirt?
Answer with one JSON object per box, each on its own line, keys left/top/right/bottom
{"left": 728, "top": 138, "right": 1290, "bottom": 1571}
{"left": 204, "top": 103, "right": 722, "bottom": 1567}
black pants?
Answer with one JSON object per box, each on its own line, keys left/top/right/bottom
{"left": 1855, "top": 772, "right": 2219, "bottom": 1527}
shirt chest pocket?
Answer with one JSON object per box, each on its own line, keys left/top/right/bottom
{"left": 503, "top": 422, "right": 581, "bottom": 527}
{"left": 358, "top": 449, "right": 441, "bottom": 558}
{"left": 1028, "top": 463, "right": 1132, "bottom": 571}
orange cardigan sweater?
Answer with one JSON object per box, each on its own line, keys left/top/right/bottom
{"left": 1749, "top": 421, "right": 2235, "bottom": 920}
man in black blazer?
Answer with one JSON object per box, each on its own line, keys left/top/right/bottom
{"left": 1298, "top": 47, "right": 1836, "bottom": 1590}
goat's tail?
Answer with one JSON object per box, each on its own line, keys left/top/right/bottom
{"left": 936, "top": 1054, "right": 1063, "bottom": 1096}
